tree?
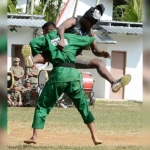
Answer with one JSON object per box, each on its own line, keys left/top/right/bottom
{"left": 7, "top": 0, "right": 17, "bottom": 13}
{"left": 34, "top": 0, "right": 63, "bottom": 22}
{"left": 123, "top": 0, "right": 143, "bottom": 22}
{"left": 113, "top": 0, "right": 143, "bottom": 22}
{"left": 7, "top": 0, "right": 23, "bottom": 13}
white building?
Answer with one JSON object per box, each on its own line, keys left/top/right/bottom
{"left": 7, "top": 14, "right": 46, "bottom": 70}
{"left": 7, "top": 0, "right": 143, "bottom": 101}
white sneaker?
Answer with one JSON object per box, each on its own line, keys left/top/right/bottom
{"left": 111, "top": 74, "right": 131, "bottom": 93}
{"left": 21, "top": 44, "right": 33, "bottom": 67}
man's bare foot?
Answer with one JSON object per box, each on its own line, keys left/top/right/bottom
{"left": 24, "top": 137, "right": 37, "bottom": 144}
{"left": 92, "top": 137, "right": 102, "bottom": 145}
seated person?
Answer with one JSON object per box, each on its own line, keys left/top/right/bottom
{"left": 24, "top": 86, "right": 39, "bottom": 107}
{"left": 22, "top": 78, "right": 31, "bottom": 106}
{"left": 7, "top": 83, "right": 22, "bottom": 107}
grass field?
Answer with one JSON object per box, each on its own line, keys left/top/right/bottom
{"left": 7, "top": 101, "right": 142, "bottom": 150}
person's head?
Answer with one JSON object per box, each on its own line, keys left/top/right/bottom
{"left": 13, "top": 83, "right": 18, "bottom": 91}
{"left": 42, "top": 21, "right": 57, "bottom": 35}
{"left": 81, "top": 4, "right": 105, "bottom": 29}
{"left": 25, "top": 78, "right": 31, "bottom": 87}
{"left": 13, "top": 57, "right": 20, "bottom": 66}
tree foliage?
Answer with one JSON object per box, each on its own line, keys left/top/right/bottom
{"left": 113, "top": 0, "right": 143, "bottom": 22}
{"left": 7, "top": 0, "right": 23, "bottom": 13}
{"left": 33, "top": 0, "right": 63, "bottom": 22}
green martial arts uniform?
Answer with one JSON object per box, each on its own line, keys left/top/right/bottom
{"left": 30, "top": 30, "right": 95, "bottom": 129}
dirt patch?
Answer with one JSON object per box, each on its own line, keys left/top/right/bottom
{"left": 8, "top": 128, "right": 142, "bottom": 147}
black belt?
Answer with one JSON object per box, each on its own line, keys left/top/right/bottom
{"left": 53, "top": 63, "right": 75, "bottom": 68}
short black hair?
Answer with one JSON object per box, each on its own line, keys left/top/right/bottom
{"left": 42, "top": 21, "right": 56, "bottom": 29}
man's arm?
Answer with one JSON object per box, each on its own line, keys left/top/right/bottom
{"left": 31, "top": 69, "right": 39, "bottom": 76}
{"left": 16, "top": 68, "right": 24, "bottom": 79}
{"left": 7, "top": 94, "right": 13, "bottom": 103}
{"left": 26, "top": 68, "right": 33, "bottom": 77}
{"left": 90, "top": 29, "right": 111, "bottom": 59}
{"left": 57, "top": 17, "right": 76, "bottom": 50}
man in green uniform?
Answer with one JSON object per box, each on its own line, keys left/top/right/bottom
{"left": 26, "top": 64, "right": 39, "bottom": 88}
{"left": 23, "top": 30, "right": 102, "bottom": 145}
{"left": 7, "top": 83, "right": 22, "bottom": 107}
{"left": 9, "top": 57, "right": 24, "bottom": 90}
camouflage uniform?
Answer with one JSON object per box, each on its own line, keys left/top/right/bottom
{"left": 22, "top": 78, "right": 31, "bottom": 106}
{"left": 7, "top": 84, "right": 22, "bottom": 106}
{"left": 24, "top": 87, "right": 39, "bottom": 107}
{"left": 9, "top": 57, "right": 24, "bottom": 90}
{"left": 26, "top": 67, "right": 39, "bottom": 88}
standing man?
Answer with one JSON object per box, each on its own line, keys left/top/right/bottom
{"left": 9, "top": 57, "right": 24, "bottom": 90}
{"left": 23, "top": 30, "right": 102, "bottom": 145}
{"left": 26, "top": 64, "right": 39, "bottom": 88}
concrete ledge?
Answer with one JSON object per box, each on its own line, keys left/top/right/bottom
{"left": 94, "top": 98, "right": 128, "bottom": 101}
{"left": 94, "top": 98, "right": 143, "bottom": 102}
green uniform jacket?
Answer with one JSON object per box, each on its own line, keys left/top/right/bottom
{"left": 30, "top": 31, "right": 95, "bottom": 83}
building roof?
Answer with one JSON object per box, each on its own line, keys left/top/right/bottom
{"left": 94, "top": 33, "right": 117, "bottom": 44}
{"left": 100, "top": 26, "right": 143, "bottom": 35}
{"left": 7, "top": 13, "right": 45, "bottom": 19}
{"left": 7, "top": 18, "right": 46, "bottom": 28}
{"left": 93, "top": 20, "right": 143, "bottom": 35}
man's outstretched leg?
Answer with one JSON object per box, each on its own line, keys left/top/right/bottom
{"left": 75, "top": 55, "right": 131, "bottom": 93}
{"left": 88, "top": 58, "right": 131, "bottom": 92}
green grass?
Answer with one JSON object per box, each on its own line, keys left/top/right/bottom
{"left": 8, "top": 101, "right": 142, "bottom": 150}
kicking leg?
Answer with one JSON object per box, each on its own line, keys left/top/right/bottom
{"left": 75, "top": 55, "right": 131, "bottom": 93}
{"left": 88, "top": 58, "right": 131, "bottom": 92}
{"left": 22, "top": 45, "right": 47, "bottom": 66}
{"left": 88, "top": 58, "right": 115, "bottom": 84}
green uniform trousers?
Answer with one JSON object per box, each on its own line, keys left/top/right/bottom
{"left": 32, "top": 80, "right": 94, "bottom": 129}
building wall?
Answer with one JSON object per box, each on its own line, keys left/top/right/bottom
{"left": 7, "top": 27, "right": 33, "bottom": 71}
{"left": 107, "top": 34, "right": 143, "bottom": 101}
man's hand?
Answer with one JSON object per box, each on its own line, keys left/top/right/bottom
{"left": 11, "top": 101, "right": 15, "bottom": 106}
{"left": 57, "top": 40, "right": 65, "bottom": 50}
{"left": 18, "top": 101, "right": 22, "bottom": 106}
{"left": 101, "top": 51, "right": 111, "bottom": 59}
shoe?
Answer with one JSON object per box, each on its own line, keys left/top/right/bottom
{"left": 21, "top": 44, "right": 33, "bottom": 67}
{"left": 24, "top": 139, "right": 37, "bottom": 144}
{"left": 111, "top": 74, "right": 131, "bottom": 93}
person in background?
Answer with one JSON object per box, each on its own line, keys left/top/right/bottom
{"left": 21, "top": 78, "right": 31, "bottom": 106}
{"left": 7, "top": 83, "right": 22, "bottom": 107}
{"left": 24, "top": 86, "right": 38, "bottom": 107}
{"left": 9, "top": 57, "right": 24, "bottom": 91}
{"left": 26, "top": 64, "right": 39, "bottom": 88}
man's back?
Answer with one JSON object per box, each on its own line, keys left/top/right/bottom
{"left": 30, "top": 30, "right": 94, "bottom": 83}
